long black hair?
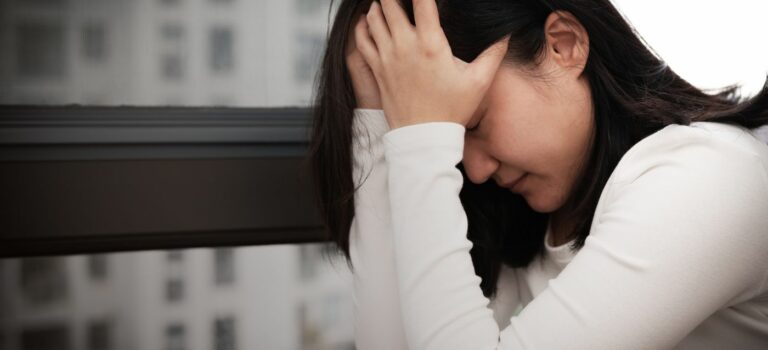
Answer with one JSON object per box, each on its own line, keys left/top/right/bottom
{"left": 307, "top": 0, "right": 768, "bottom": 297}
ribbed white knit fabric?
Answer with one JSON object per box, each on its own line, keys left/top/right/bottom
{"left": 350, "top": 109, "right": 768, "bottom": 350}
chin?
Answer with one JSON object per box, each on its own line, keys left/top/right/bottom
{"left": 523, "top": 192, "right": 564, "bottom": 213}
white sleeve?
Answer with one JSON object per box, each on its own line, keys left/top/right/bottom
{"left": 381, "top": 121, "right": 768, "bottom": 350}
{"left": 349, "top": 109, "right": 409, "bottom": 350}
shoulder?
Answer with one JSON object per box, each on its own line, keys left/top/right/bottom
{"left": 607, "top": 121, "right": 768, "bottom": 189}
{"left": 592, "top": 121, "right": 768, "bottom": 238}
{"left": 589, "top": 122, "right": 768, "bottom": 298}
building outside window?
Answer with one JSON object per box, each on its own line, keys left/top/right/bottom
{"left": 159, "top": 23, "right": 185, "bottom": 81}
{"left": 165, "top": 324, "right": 185, "bottom": 350}
{"left": 87, "top": 255, "right": 108, "bottom": 281}
{"left": 213, "top": 248, "right": 235, "bottom": 286}
{"left": 19, "top": 257, "right": 68, "bottom": 305}
{"left": 81, "top": 22, "right": 108, "bottom": 62}
{"left": 293, "top": 31, "right": 324, "bottom": 83}
{"left": 209, "top": 27, "right": 234, "bottom": 73}
{"left": 165, "top": 278, "right": 184, "bottom": 302}
{"left": 213, "top": 317, "right": 236, "bottom": 350}
{"left": 167, "top": 250, "right": 184, "bottom": 262}
{"left": 87, "top": 319, "right": 111, "bottom": 350}
{"left": 15, "top": 21, "right": 67, "bottom": 79}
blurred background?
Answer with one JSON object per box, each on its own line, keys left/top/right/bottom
{"left": 0, "top": 0, "right": 766, "bottom": 349}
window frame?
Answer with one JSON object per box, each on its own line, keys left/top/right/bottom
{"left": 0, "top": 106, "right": 326, "bottom": 258}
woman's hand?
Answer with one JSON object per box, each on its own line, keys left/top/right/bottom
{"left": 355, "top": 0, "right": 509, "bottom": 129}
{"left": 347, "top": 16, "right": 382, "bottom": 109}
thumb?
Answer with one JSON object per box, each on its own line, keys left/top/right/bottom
{"left": 467, "top": 36, "right": 509, "bottom": 86}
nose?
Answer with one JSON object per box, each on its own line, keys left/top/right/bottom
{"left": 462, "top": 137, "right": 499, "bottom": 184}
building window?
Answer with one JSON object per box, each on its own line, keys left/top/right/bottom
{"left": 159, "top": 24, "right": 185, "bottom": 81}
{"left": 213, "top": 248, "right": 235, "bottom": 285}
{"left": 19, "top": 257, "right": 68, "bottom": 304}
{"left": 166, "top": 250, "right": 184, "bottom": 261}
{"left": 165, "top": 324, "right": 185, "bottom": 350}
{"left": 15, "top": 21, "right": 67, "bottom": 79}
{"left": 293, "top": 32, "right": 324, "bottom": 83}
{"left": 165, "top": 278, "right": 184, "bottom": 302}
{"left": 295, "top": 0, "right": 328, "bottom": 15}
{"left": 299, "top": 244, "right": 329, "bottom": 281}
{"left": 21, "top": 325, "right": 71, "bottom": 350}
{"left": 213, "top": 317, "right": 236, "bottom": 350}
{"left": 209, "top": 27, "right": 234, "bottom": 73}
{"left": 82, "top": 22, "right": 108, "bottom": 62}
{"left": 87, "top": 255, "right": 108, "bottom": 281}
{"left": 87, "top": 319, "right": 111, "bottom": 350}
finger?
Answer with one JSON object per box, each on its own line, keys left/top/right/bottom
{"left": 366, "top": 1, "right": 393, "bottom": 54}
{"left": 468, "top": 36, "right": 510, "bottom": 87}
{"left": 380, "top": 0, "right": 414, "bottom": 39}
{"left": 413, "top": 0, "right": 441, "bottom": 38}
{"left": 354, "top": 16, "right": 381, "bottom": 72}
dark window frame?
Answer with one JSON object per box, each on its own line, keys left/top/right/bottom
{"left": 0, "top": 106, "right": 325, "bottom": 258}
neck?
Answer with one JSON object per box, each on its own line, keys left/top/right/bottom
{"left": 549, "top": 208, "right": 576, "bottom": 247}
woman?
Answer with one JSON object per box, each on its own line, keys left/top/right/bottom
{"left": 308, "top": 0, "right": 768, "bottom": 349}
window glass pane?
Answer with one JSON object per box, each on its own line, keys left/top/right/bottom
{"left": 87, "top": 319, "right": 112, "bottom": 350}
{"left": 18, "top": 257, "right": 68, "bottom": 305}
{"left": 213, "top": 317, "right": 236, "bottom": 350}
{"left": 15, "top": 21, "right": 67, "bottom": 79}
{"left": 87, "top": 255, "right": 109, "bottom": 281}
{"left": 82, "top": 22, "right": 108, "bottom": 62}
{"left": 0, "top": 0, "right": 335, "bottom": 107}
{"left": 0, "top": 244, "right": 354, "bottom": 349}
{"left": 1, "top": 1, "right": 767, "bottom": 107}
{"left": 214, "top": 248, "right": 235, "bottom": 286}
{"left": 165, "top": 324, "right": 185, "bottom": 350}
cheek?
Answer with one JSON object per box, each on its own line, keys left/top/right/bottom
{"left": 505, "top": 121, "right": 591, "bottom": 213}
{"left": 523, "top": 173, "right": 571, "bottom": 213}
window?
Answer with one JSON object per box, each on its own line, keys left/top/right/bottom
{"left": 159, "top": 23, "right": 186, "bottom": 81}
{"left": 82, "top": 22, "right": 108, "bottom": 62}
{"left": 15, "top": 21, "right": 67, "bottom": 79}
{"left": 165, "top": 324, "right": 185, "bottom": 350}
{"left": 159, "top": 0, "right": 182, "bottom": 6}
{"left": 166, "top": 278, "right": 184, "bottom": 302}
{"left": 1, "top": 246, "right": 354, "bottom": 349}
{"left": 167, "top": 250, "right": 184, "bottom": 262}
{"left": 1, "top": 0, "right": 341, "bottom": 106}
{"left": 213, "top": 248, "right": 235, "bottom": 286}
{"left": 213, "top": 317, "right": 236, "bottom": 350}
{"left": 210, "top": 0, "right": 234, "bottom": 4}
{"left": 19, "top": 257, "right": 68, "bottom": 304}
{"left": 295, "top": 0, "right": 329, "bottom": 15}
{"left": 209, "top": 27, "right": 234, "bottom": 73}
{"left": 293, "top": 31, "right": 324, "bottom": 83}
{"left": 299, "top": 244, "right": 323, "bottom": 281}
{"left": 87, "top": 319, "right": 111, "bottom": 350}
{"left": 87, "top": 255, "right": 108, "bottom": 281}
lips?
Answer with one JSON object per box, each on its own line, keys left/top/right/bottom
{"left": 500, "top": 174, "right": 526, "bottom": 189}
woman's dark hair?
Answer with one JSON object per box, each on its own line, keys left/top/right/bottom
{"left": 307, "top": 0, "right": 768, "bottom": 298}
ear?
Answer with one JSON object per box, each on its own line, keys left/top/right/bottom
{"left": 544, "top": 11, "right": 589, "bottom": 76}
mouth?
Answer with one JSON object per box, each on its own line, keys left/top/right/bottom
{"left": 500, "top": 173, "right": 527, "bottom": 190}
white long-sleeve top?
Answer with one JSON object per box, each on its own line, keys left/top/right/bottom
{"left": 349, "top": 109, "right": 768, "bottom": 350}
